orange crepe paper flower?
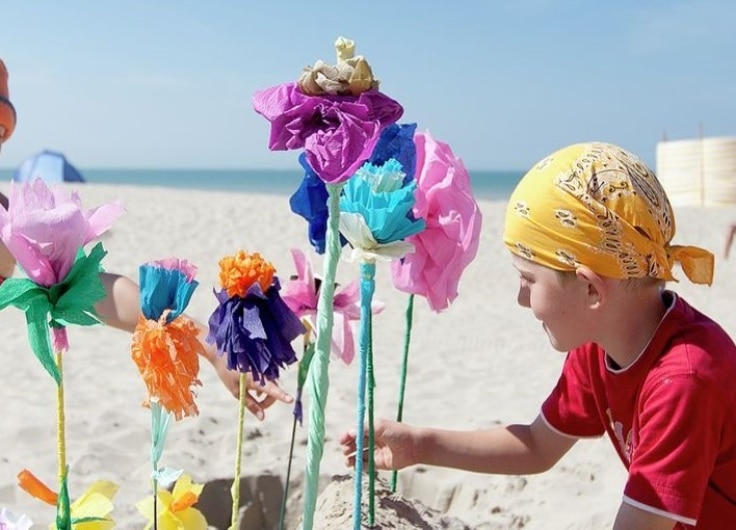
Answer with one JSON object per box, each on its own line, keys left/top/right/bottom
{"left": 131, "top": 313, "right": 204, "bottom": 420}
{"left": 218, "top": 250, "right": 275, "bottom": 298}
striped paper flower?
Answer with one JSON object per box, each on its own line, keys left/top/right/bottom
{"left": 131, "top": 259, "right": 204, "bottom": 420}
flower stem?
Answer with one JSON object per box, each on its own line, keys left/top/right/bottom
{"left": 230, "top": 373, "right": 247, "bottom": 530}
{"left": 353, "top": 261, "right": 375, "bottom": 529}
{"left": 278, "top": 415, "right": 298, "bottom": 530}
{"left": 303, "top": 182, "right": 344, "bottom": 530}
{"left": 55, "top": 350, "right": 67, "bottom": 488}
{"left": 391, "top": 293, "right": 414, "bottom": 492}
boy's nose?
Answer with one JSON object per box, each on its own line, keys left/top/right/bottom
{"left": 517, "top": 288, "right": 530, "bottom": 308}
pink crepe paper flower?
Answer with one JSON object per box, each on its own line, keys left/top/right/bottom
{"left": 282, "top": 248, "right": 384, "bottom": 364}
{"left": 391, "top": 131, "right": 483, "bottom": 312}
{"left": 0, "top": 178, "right": 124, "bottom": 287}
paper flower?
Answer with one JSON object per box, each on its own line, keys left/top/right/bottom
{"left": 0, "top": 178, "right": 122, "bottom": 287}
{"left": 281, "top": 248, "right": 384, "bottom": 365}
{"left": 339, "top": 158, "right": 426, "bottom": 262}
{"left": 136, "top": 473, "right": 206, "bottom": 530}
{"left": 132, "top": 259, "right": 204, "bottom": 420}
{"left": 0, "top": 243, "right": 108, "bottom": 382}
{"left": 0, "top": 508, "right": 32, "bottom": 530}
{"left": 138, "top": 258, "right": 198, "bottom": 323}
{"left": 17, "top": 469, "right": 117, "bottom": 529}
{"left": 206, "top": 250, "right": 305, "bottom": 383}
{"left": 289, "top": 153, "right": 348, "bottom": 254}
{"left": 391, "top": 131, "right": 483, "bottom": 311}
{"left": 253, "top": 82, "right": 402, "bottom": 184}
{"left": 368, "top": 123, "right": 418, "bottom": 182}
{"left": 298, "top": 36, "right": 380, "bottom": 96}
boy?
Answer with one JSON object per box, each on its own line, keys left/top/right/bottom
{"left": 341, "top": 142, "right": 735, "bottom": 529}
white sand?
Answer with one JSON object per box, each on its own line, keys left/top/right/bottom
{"left": 1, "top": 182, "right": 734, "bottom": 529}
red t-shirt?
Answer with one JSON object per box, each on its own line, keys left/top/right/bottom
{"left": 541, "top": 292, "right": 736, "bottom": 529}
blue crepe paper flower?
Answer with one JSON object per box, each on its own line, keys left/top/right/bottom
{"left": 290, "top": 153, "right": 349, "bottom": 254}
{"left": 206, "top": 277, "right": 305, "bottom": 384}
{"left": 139, "top": 260, "right": 198, "bottom": 324}
{"left": 340, "top": 159, "right": 426, "bottom": 245}
{"left": 368, "top": 123, "right": 417, "bottom": 184}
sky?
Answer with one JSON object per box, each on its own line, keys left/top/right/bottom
{"left": 0, "top": 0, "right": 734, "bottom": 171}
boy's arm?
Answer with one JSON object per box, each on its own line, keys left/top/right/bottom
{"left": 613, "top": 502, "right": 676, "bottom": 530}
{"left": 96, "top": 272, "right": 293, "bottom": 418}
{"left": 418, "top": 414, "right": 576, "bottom": 474}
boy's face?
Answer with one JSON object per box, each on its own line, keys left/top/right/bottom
{"left": 512, "top": 254, "right": 592, "bottom": 352}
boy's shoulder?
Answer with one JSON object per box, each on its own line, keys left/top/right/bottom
{"left": 647, "top": 293, "right": 736, "bottom": 389}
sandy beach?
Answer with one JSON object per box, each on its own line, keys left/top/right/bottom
{"left": 1, "top": 182, "right": 734, "bottom": 529}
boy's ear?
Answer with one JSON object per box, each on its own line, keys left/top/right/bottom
{"left": 575, "top": 266, "right": 606, "bottom": 308}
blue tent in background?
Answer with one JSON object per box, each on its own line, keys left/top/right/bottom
{"left": 13, "top": 150, "right": 86, "bottom": 183}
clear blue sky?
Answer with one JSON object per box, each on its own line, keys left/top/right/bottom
{"left": 1, "top": 0, "right": 733, "bottom": 171}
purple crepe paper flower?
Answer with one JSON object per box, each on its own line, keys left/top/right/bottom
{"left": 252, "top": 82, "right": 403, "bottom": 184}
{"left": 0, "top": 178, "right": 123, "bottom": 287}
{"left": 391, "top": 131, "right": 483, "bottom": 312}
{"left": 281, "top": 248, "right": 384, "bottom": 365}
{"left": 207, "top": 276, "right": 305, "bottom": 384}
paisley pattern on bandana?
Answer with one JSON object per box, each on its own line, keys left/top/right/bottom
{"left": 503, "top": 142, "right": 714, "bottom": 284}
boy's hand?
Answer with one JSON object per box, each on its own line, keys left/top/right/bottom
{"left": 211, "top": 352, "right": 293, "bottom": 420}
{"left": 339, "top": 419, "right": 419, "bottom": 471}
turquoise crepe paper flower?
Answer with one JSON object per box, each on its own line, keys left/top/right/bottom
{"left": 139, "top": 259, "right": 198, "bottom": 324}
{"left": 339, "top": 158, "right": 425, "bottom": 261}
{"left": 0, "top": 242, "right": 107, "bottom": 384}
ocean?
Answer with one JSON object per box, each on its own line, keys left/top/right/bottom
{"left": 0, "top": 168, "right": 522, "bottom": 201}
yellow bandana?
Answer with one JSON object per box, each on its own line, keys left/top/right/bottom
{"left": 503, "top": 142, "right": 714, "bottom": 285}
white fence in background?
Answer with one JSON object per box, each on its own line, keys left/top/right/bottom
{"left": 656, "top": 137, "right": 736, "bottom": 206}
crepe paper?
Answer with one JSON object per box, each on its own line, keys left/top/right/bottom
{"left": 206, "top": 264, "right": 304, "bottom": 384}
{"left": 302, "top": 183, "right": 344, "bottom": 530}
{"left": 150, "top": 400, "right": 173, "bottom": 477}
{"left": 139, "top": 259, "right": 199, "bottom": 323}
{"left": 252, "top": 82, "right": 402, "bottom": 185}
{"left": 389, "top": 293, "right": 415, "bottom": 492}
{"left": 336, "top": 158, "right": 424, "bottom": 528}
{"left": 131, "top": 315, "right": 204, "bottom": 420}
{"left": 338, "top": 159, "right": 426, "bottom": 263}
{"left": 17, "top": 469, "right": 58, "bottom": 506}
{"left": 0, "top": 508, "right": 32, "bottom": 530}
{"left": 281, "top": 247, "right": 384, "bottom": 365}
{"left": 136, "top": 473, "right": 206, "bottom": 530}
{"left": 278, "top": 326, "right": 316, "bottom": 530}
{"left": 17, "top": 470, "right": 117, "bottom": 530}
{"left": 0, "top": 243, "right": 108, "bottom": 383}
{"left": 298, "top": 36, "right": 379, "bottom": 97}
{"left": 391, "top": 131, "right": 483, "bottom": 312}
{"left": 289, "top": 153, "right": 348, "bottom": 255}
{"left": 389, "top": 132, "right": 483, "bottom": 491}
{"left": 0, "top": 178, "right": 123, "bottom": 287}
{"left": 352, "top": 261, "right": 377, "bottom": 529}
{"left": 205, "top": 251, "right": 303, "bottom": 529}
{"left": 229, "top": 373, "right": 248, "bottom": 530}
{"left": 368, "top": 123, "right": 418, "bottom": 183}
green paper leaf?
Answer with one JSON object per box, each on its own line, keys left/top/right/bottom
{"left": 56, "top": 474, "right": 72, "bottom": 530}
{"left": 25, "top": 301, "right": 60, "bottom": 384}
{"left": 298, "top": 341, "right": 316, "bottom": 390}
{"left": 52, "top": 242, "right": 107, "bottom": 326}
